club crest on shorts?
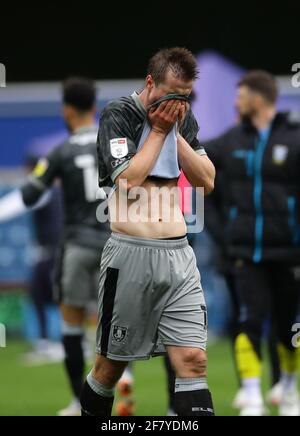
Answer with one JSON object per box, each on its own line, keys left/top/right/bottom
{"left": 112, "top": 325, "right": 128, "bottom": 343}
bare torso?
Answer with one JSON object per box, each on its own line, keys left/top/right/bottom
{"left": 109, "top": 177, "right": 187, "bottom": 239}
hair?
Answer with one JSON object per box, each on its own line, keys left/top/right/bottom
{"left": 147, "top": 47, "right": 198, "bottom": 85}
{"left": 62, "top": 77, "right": 96, "bottom": 112}
{"left": 238, "top": 70, "right": 278, "bottom": 104}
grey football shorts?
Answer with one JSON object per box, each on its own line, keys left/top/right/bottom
{"left": 96, "top": 233, "right": 207, "bottom": 361}
{"left": 54, "top": 243, "right": 101, "bottom": 308}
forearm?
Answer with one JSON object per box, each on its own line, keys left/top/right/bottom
{"left": 21, "top": 179, "right": 45, "bottom": 207}
{"left": 177, "top": 134, "right": 215, "bottom": 195}
{"left": 116, "top": 129, "right": 166, "bottom": 190}
{"left": 0, "top": 190, "right": 28, "bottom": 222}
{"left": 0, "top": 186, "right": 51, "bottom": 223}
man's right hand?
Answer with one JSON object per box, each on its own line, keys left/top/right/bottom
{"left": 148, "top": 100, "right": 182, "bottom": 136}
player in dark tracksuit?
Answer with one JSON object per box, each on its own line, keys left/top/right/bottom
{"left": 204, "top": 164, "right": 282, "bottom": 407}
{"left": 205, "top": 70, "right": 300, "bottom": 416}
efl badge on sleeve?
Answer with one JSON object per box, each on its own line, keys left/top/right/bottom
{"left": 110, "top": 138, "right": 128, "bottom": 159}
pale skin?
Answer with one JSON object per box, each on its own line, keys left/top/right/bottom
{"left": 93, "top": 70, "right": 215, "bottom": 388}
{"left": 235, "top": 85, "right": 276, "bottom": 129}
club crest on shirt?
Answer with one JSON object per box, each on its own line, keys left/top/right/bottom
{"left": 272, "top": 145, "right": 289, "bottom": 165}
{"left": 110, "top": 138, "right": 128, "bottom": 158}
{"left": 112, "top": 325, "right": 128, "bottom": 343}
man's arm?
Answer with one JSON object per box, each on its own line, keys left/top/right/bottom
{"left": 0, "top": 189, "right": 52, "bottom": 222}
{"left": 177, "top": 133, "right": 215, "bottom": 195}
{"left": 0, "top": 150, "right": 60, "bottom": 223}
{"left": 116, "top": 129, "right": 167, "bottom": 191}
{"left": 21, "top": 148, "right": 61, "bottom": 207}
{"left": 115, "top": 100, "right": 182, "bottom": 190}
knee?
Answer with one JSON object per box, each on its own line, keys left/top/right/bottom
{"left": 175, "top": 349, "right": 207, "bottom": 378}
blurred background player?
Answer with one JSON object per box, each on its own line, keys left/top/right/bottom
{"left": 0, "top": 78, "right": 113, "bottom": 415}
{"left": 205, "top": 70, "right": 300, "bottom": 416}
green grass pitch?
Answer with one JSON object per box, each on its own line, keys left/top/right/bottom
{"left": 0, "top": 339, "right": 282, "bottom": 416}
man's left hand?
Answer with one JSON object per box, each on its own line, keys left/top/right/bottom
{"left": 178, "top": 102, "right": 189, "bottom": 130}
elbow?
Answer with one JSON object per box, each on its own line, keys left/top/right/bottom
{"left": 198, "top": 171, "right": 216, "bottom": 196}
{"left": 204, "top": 179, "right": 215, "bottom": 196}
{"left": 192, "top": 177, "right": 214, "bottom": 195}
{"left": 117, "top": 177, "right": 140, "bottom": 193}
{"left": 115, "top": 165, "right": 144, "bottom": 192}
{"left": 204, "top": 164, "right": 216, "bottom": 196}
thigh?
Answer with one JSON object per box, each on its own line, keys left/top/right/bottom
{"left": 60, "top": 303, "right": 85, "bottom": 325}
{"left": 60, "top": 244, "right": 94, "bottom": 308}
{"left": 158, "top": 246, "right": 207, "bottom": 350}
{"left": 96, "top": 239, "right": 170, "bottom": 361}
{"left": 84, "top": 248, "right": 101, "bottom": 302}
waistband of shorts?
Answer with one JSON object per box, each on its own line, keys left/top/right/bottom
{"left": 110, "top": 232, "right": 189, "bottom": 250}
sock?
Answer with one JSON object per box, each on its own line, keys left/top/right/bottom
{"left": 278, "top": 343, "right": 299, "bottom": 374}
{"left": 277, "top": 343, "right": 299, "bottom": 393}
{"left": 241, "top": 377, "right": 262, "bottom": 403}
{"left": 80, "top": 371, "right": 115, "bottom": 416}
{"left": 235, "top": 333, "right": 262, "bottom": 379}
{"left": 62, "top": 333, "right": 84, "bottom": 399}
{"left": 174, "top": 378, "right": 214, "bottom": 416}
{"left": 281, "top": 372, "right": 298, "bottom": 392}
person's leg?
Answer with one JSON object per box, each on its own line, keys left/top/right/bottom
{"left": 271, "top": 264, "right": 300, "bottom": 416}
{"left": 91, "top": 264, "right": 135, "bottom": 417}
{"left": 80, "top": 354, "right": 128, "bottom": 416}
{"left": 167, "top": 346, "right": 214, "bottom": 416}
{"left": 29, "top": 260, "right": 49, "bottom": 340}
{"left": 223, "top": 269, "right": 246, "bottom": 409}
{"left": 60, "top": 304, "right": 86, "bottom": 401}
{"left": 267, "top": 319, "right": 281, "bottom": 387}
{"left": 233, "top": 261, "right": 270, "bottom": 414}
{"left": 55, "top": 244, "right": 98, "bottom": 413}
{"left": 163, "top": 355, "right": 177, "bottom": 415}
{"left": 264, "top": 316, "right": 283, "bottom": 407}
{"left": 158, "top": 244, "right": 214, "bottom": 416}
{"left": 80, "top": 234, "right": 162, "bottom": 416}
